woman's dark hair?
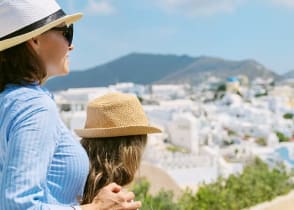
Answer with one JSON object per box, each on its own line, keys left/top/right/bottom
{"left": 0, "top": 42, "right": 46, "bottom": 92}
{"left": 81, "top": 135, "right": 147, "bottom": 204}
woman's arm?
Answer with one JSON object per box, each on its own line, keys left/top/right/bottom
{"left": 0, "top": 96, "right": 68, "bottom": 210}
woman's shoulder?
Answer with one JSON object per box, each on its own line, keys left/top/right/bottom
{"left": 1, "top": 84, "right": 57, "bottom": 112}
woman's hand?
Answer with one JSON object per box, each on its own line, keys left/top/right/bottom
{"left": 81, "top": 183, "right": 141, "bottom": 210}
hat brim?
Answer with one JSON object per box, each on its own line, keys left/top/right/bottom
{"left": 0, "top": 13, "right": 83, "bottom": 51}
{"left": 75, "top": 125, "right": 162, "bottom": 138}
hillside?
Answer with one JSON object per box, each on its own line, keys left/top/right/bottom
{"left": 158, "top": 56, "right": 279, "bottom": 84}
{"left": 45, "top": 53, "right": 280, "bottom": 91}
{"left": 282, "top": 70, "right": 294, "bottom": 79}
{"left": 45, "top": 53, "right": 195, "bottom": 91}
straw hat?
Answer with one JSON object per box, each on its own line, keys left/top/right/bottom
{"left": 0, "top": 0, "right": 82, "bottom": 51}
{"left": 75, "top": 93, "right": 162, "bottom": 138}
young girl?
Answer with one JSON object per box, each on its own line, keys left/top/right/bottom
{"left": 75, "top": 92, "right": 161, "bottom": 204}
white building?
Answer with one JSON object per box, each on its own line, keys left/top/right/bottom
{"left": 167, "top": 112, "right": 200, "bottom": 154}
{"left": 150, "top": 84, "right": 190, "bottom": 100}
{"left": 109, "top": 83, "right": 146, "bottom": 96}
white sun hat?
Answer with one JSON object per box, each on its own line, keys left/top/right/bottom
{"left": 0, "top": 0, "right": 83, "bottom": 51}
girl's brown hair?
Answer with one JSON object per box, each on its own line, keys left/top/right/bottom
{"left": 0, "top": 42, "right": 46, "bottom": 92}
{"left": 81, "top": 135, "right": 147, "bottom": 204}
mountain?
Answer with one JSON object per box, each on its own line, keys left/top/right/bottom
{"left": 282, "top": 70, "right": 294, "bottom": 79}
{"left": 45, "top": 53, "right": 195, "bottom": 91}
{"left": 158, "top": 56, "right": 280, "bottom": 84}
{"left": 45, "top": 53, "right": 280, "bottom": 91}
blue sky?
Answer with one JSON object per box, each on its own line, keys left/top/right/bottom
{"left": 56, "top": 0, "right": 294, "bottom": 75}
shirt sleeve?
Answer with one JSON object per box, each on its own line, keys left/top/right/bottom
{"left": 0, "top": 95, "right": 76, "bottom": 210}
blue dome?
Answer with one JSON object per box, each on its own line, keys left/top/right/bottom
{"left": 227, "top": 77, "right": 239, "bottom": 82}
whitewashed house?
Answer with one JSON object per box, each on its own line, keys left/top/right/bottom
{"left": 167, "top": 112, "right": 200, "bottom": 154}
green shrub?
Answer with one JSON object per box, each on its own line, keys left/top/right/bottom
{"left": 228, "top": 129, "right": 236, "bottom": 136}
{"left": 254, "top": 91, "right": 268, "bottom": 97}
{"left": 166, "top": 145, "right": 189, "bottom": 153}
{"left": 283, "top": 113, "right": 293, "bottom": 120}
{"left": 132, "top": 178, "right": 180, "bottom": 210}
{"left": 276, "top": 131, "right": 289, "bottom": 143}
{"left": 256, "top": 137, "right": 267, "bottom": 146}
{"left": 133, "top": 158, "right": 294, "bottom": 210}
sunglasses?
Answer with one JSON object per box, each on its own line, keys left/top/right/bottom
{"left": 50, "top": 24, "right": 74, "bottom": 46}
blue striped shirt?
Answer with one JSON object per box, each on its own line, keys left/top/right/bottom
{"left": 0, "top": 84, "right": 89, "bottom": 210}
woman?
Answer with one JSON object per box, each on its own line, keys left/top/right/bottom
{"left": 74, "top": 93, "right": 161, "bottom": 204}
{"left": 0, "top": 0, "right": 141, "bottom": 209}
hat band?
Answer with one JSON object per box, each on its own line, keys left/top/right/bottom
{"left": 0, "top": 9, "right": 66, "bottom": 41}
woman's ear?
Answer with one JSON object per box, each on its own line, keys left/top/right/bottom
{"left": 27, "top": 36, "right": 41, "bottom": 54}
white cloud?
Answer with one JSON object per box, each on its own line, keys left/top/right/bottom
{"left": 156, "top": 0, "right": 245, "bottom": 17}
{"left": 271, "top": 0, "right": 294, "bottom": 7}
{"left": 85, "top": 0, "right": 116, "bottom": 16}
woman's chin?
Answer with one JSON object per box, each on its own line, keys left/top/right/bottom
{"left": 46, "top": 68, "right": 70, "bottom": 77}
{"left": 63, "top": 66, "right": 70, "bottom": 75}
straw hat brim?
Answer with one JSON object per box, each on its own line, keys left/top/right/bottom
{"left": 75, "top": 125, "right": 162, "bottom": 138}
{"left": 0, "top": 13, "right": 83, "bottom": 51}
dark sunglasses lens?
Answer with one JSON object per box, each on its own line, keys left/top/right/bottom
{"left": 65, "top": 24, "right": 73, "bottom": 46}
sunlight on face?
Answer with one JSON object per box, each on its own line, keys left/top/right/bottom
{"left": 34, "top": 24, "right": 73, "bottom": 78}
